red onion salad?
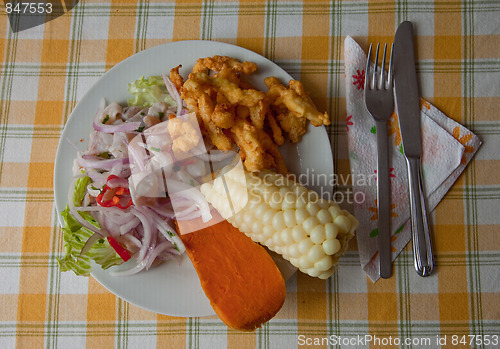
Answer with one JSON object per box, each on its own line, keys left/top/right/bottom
{"left": 67, "top": 79, "right": 240, "bottom": 277}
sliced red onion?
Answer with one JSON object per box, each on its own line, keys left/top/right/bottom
{"left": 106, "top": 175, "right": 129, "bottom": 189}
{"left": 119, "top": 217, "right": 140, "bottom": 235}
{"left": 174, "top": 209, "right": 203, "bottom": 221}
{"left": 162, "top": 73, "right": 182, "bottom": 116}
{"left": 147, "top": 208, "right": 185, "bottom": 254}
{"left": 126, "top": 107, "right": 149, "bottom": 123}
{"left": 103, "top": 214, "right": 121, "bottom": 238}
{"left": 93, "top": 111, "right": 141, "bottom": 133}
{"left": 148, "top": 204, "right": 176, "bottom": 219}
{"left": 77, "top": 154, "right": 130, "bottom": 171}
{"left": 166, "top": 179, "right": 211, "bottom": 223}
{"left": 103, "top": 210, "right": 134, "bottom": 225}
{"left": 109, "top": 255, "right": 148, "bottom": 276}
{"left": 86, "top": 169, "right": 109, "bottom": 184}
{"left": 79, "top": 232, "right": 101, "bottom": 257}
{"left": 121, "top": 233, "right": 142, "bottom": 249}
{"left": 172, "top": 204, "right": 198, "bottom": 219}
{"left": 122, "top": 106, "right": 142, "bottom": 120}
{"left": 131, "top": 206, "right": 155, "bottom": 261}
{"left": 145, "top": 241, "right": 176, "bottom": 270}
{"left": 67, "top": 178, "right": 105, "bottom": 236}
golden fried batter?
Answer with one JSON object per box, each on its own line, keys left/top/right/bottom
{"left": 198, "top": 93, "right": 233, "bottom": 151}
{"left": 169, "top": 65, "right": 184, "bottom": 91}
{"left": 265, "top": 112, "right": 284, "bottom": 146}
{"left": 265, "top": 76, "right": 330, "bottom": 127}
{"left": 230, "top": 118, "right": 273, "bottom": 172}
{"left": 276, "top": 111, "right": 307, "bottom": 143}
{"left": 193, "top": 55, "right": 258, "bottom": 75}
{"left": 248, "top": 99, "right": 268, "bottom": 129}
{"left": 175, "top": 56, "right": 330, "bottom": 174}
{"left": 258, "top": 128, "right": 288, "bottom": 175}
{"left": 181, "top": 79, "right": 232, "bottom": 150}
{"left": 190, "top": 72, "right": 266, "bottom": 107}
{"left": 212, "top": 92, "right": 235, "bottom": 129}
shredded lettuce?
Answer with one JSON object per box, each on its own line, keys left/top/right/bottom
{"left": 57, "top": 176, "right": 124, "bottom": 276}
{"left": 127, "top": 75, "right": 176, "bottom": 108}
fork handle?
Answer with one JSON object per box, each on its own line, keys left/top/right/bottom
{"left": 406, "top": 157, "right": 434, "bottom": 277}
{"left": 375, "top": 120, "right": 392, "bottom": 279}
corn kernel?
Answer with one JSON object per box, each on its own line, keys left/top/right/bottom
{"left": 307, "top": 245, "right": 324, "bottom": 263}
{"left": 283, "top": 209, "right": 296, "bottom": 228}
{"left": 280, "top": 228, "right": 293, "bottom": 245}
{"left": 299, "top": 255, "right": 314, "bottom": 269}
{"left": 316, "top": 208, "right": 332, "bottom": 224}
{"left": 303, "top": 216, "right": 320, "bottom": 232}
{"left": 298, "top": 239, "right": 314, "bottom": 254}
{"left": 322, "top": 238, "right": 341, "bottom": 255}
{"left": 306, "top": 202, "right": 321, "bottom": 216}
{"left": 325, "top": 222, "right": 338, "bottom": 239}
{"left": 295, "top": 208, "right": 309, "bottom": 223}
{"left": 334, "top": 215, "right": 352, "bottom": 234}
{"left": 292, "top": 226, "right": 308, "bottom": 242}
{"left": 314, "top": 256, "right": 333, "bottom": 271}
{"left": 288, "top": 243, "right": 300, "bottom": 258}
{"left": 310, "top": 225, "right": 326, "bottom": 244}
{"left": 272, "top": 211, "right": 285, "bottom": 231}
{"left": 201, "top": 166, "right": 359, "bottom": 280}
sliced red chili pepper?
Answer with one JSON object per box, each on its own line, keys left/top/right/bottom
{"left": 107, "top": 236, "right": 131, "bottom": 262}
{"left": 96, "top": 175, "right": 133, "bottom": 209}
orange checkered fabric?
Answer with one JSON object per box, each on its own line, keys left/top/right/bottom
{"left": 0, "top": 1, "right": 499, "bottom": 348}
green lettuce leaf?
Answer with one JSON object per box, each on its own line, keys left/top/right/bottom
{"left": 127, "top": 75, "right": 175, "bottom": 108}
{"left": 57, "top": 176, "right": 124, "bottom": 276}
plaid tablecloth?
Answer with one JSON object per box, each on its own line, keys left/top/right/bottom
{"left": 1, "top": 1, "right": 499, "bottom": 348}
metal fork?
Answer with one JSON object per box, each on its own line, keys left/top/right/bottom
{"left": 364, "top": 43, "right": 394, "bottom": 279}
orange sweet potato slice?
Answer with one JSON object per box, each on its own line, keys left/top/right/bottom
{"left": 177, "top": 218, "right": 286, "bottom": 331}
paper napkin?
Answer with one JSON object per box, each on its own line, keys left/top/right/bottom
{"left": 344, "top": 36, "right": 482, "bottom": 281}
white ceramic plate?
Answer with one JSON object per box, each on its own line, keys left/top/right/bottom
{"left": 54, "top": 40, "right": 334, "bottom": 317}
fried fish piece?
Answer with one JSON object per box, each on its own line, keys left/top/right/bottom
{"left": 193, "top": 55, "right": 258, "bottom": 75}
{"left": 257, "top": 127, "right": 288, "bottom": 175}
{"left": 190, "top": 72, "right": 265, "bottom": 107}
{"left": 181, "top": 79, "right": 233, "bottom": 151}
{"left": 198, "top": 93, "right": 233, "bottom": 151}
{"left": 276, "top": 111, "right": 307, "bottom": 143}
{"left": 212, "top": 92, "right": 235, "bottom": 129}
{"left": 265, "top": 112, "right": 284, "bottom": 146}
{"left": 177, "top": 57, "right": 330, "bottom": 175}
{"left": 230, "top": 118, "right": 274, "bottom": 172}
{"left": 248, "top": 99, "right": 268, "bottom": 129}
{"left": 265, "top": 76, "right": 330, "bottom": 127}
{"left": 216, "top": 67, "right": 240, "bottom": 85}
{"left": 170, "top": 65, "right": 184, "bottom": 91}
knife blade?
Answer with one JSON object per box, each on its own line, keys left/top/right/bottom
{"left": 393, "top": 21, "right": 434, "bottom": 276}
{"left": 394, "top": 22, "right": 421, "bottom": 158}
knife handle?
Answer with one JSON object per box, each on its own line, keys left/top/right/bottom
{"left": 406, "top": 157, "right": 434, "bottom": 277}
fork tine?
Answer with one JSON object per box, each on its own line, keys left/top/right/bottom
{"left": 387, "top": 43, "right": 394, "bottom": 89}
{"left": 373, "top": 43, "right": 380, "bottom": 89}
{"left": 380, "top": 43, "right": 387, "bottom": 90}
{"left": 365, "top": 44, "right": 373, "bottom": 90}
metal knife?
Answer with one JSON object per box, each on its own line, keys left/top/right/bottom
{"left": 393, "top": 21, "right": 434, "bottom": 276}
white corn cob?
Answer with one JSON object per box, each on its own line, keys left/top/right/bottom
{"left": 200, "top": 168, "right": 359, "bottom": 279}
